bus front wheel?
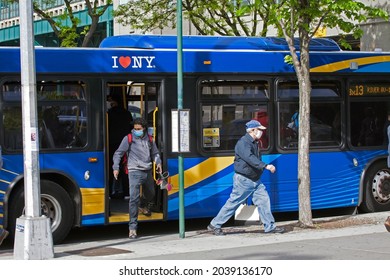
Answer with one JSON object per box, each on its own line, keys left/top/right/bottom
{"left": 360, "top": 162, "right": 390, "bottom": 213}
{"left": 8, "top": 180, "right": 74, "bottom": 244}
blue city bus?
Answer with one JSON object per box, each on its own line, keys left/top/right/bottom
{"left": 1, "top": 35, "right": 390, "bottom": 243}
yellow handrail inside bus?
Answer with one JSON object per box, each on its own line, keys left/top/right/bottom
{"left": 152, "top": 107, "right": 159, "bottom": 181}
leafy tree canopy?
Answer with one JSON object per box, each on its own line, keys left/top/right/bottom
{"left": 113, "top": 0, "right": 274, "bottom": 37}
{"left": 114, "top": 0, "right": 388, "bottom": 50}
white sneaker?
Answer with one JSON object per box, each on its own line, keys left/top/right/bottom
{"left": 128, "top": 229, "right": 137, "bottom": 239}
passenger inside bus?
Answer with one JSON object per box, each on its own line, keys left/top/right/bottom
{"left": 382, "top": 110, "right": 390, "bottom": 145}
{"left": 107, "top": 94, "right": 133, "bottom": 199}
{"left": 358, "top": 107, "right": 380, "bottom": 146}
{"left": 42, "top": 106, "right": 62, "bottom": 148}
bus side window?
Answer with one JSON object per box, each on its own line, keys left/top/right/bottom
{"left": 350, "top": 102, "right": 387, "bottom": 147}
{"left": 42, "top": 106, "right": 61, "bottom": 148}
{"left": 279, "top": 104, "right": 298, "bottom": 149}
{"left": 357, "top": 107, "right": 380, "bottom": 146}
{"left": 3, "top": 107, "right": 23, "bottom": 150}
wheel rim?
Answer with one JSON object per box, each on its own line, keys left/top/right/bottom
{"left": 41, "top": 194, "right": 62, "bottom": 232}
{"left": 372, "top": 170, "right": 390, "bottom": 204}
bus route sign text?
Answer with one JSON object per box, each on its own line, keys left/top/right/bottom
{"left": 349, "top": 83, "right": 390, "bottom": 96}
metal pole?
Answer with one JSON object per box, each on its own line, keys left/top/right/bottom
{"left": 20, "top": 0, "right": 40, "bottom": 221}
{"left": 177, "top": 0, "right": 185, "bottom": 238}
{"left": 14, "top": 0, "right": 53, "bottom": 260}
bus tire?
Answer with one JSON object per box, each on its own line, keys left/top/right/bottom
{"left": 8, "top": 180, "right": 74, "bottom": 244}
{"left": 360, "top": 162, "right": 390, "bottom": 213}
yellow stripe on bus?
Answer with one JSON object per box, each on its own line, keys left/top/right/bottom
{"left": 311, "top": 55, "right": 390, "bottom": 72}
{"left": 169, "top": 156, "right": 234, "bottom": 195}
{"left": 109, "top": 212, "right": 163, "bottom": 223}
{"left": 80, "top": 188, "right": 105, "bottom": 215}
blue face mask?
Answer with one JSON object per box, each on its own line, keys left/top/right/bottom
{"left": 134, "top": 130, "right": 144, "bottom": 137}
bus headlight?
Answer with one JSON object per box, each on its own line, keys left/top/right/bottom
{"left": 353, "top": 158, "right": 358, "bottom": 167}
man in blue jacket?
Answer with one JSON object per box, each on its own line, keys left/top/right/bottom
{"left": 207, "top": 120, "right": 285, "bottom": 236}
{"left": 113, "top": 118, "right": 162, "bottom": 239}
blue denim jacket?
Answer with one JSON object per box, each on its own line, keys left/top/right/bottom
{"left": 234, "top": 133, "right": 267, "bottom": 181}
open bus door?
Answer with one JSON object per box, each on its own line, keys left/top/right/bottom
{"left": 105, "top": 81, "right": 164, "bottom": 224}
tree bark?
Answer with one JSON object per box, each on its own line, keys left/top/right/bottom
{"left": 296, "top": 29, "right": 313, "bottom": 228}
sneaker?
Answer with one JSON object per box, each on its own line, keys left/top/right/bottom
{"left": 138, "top": 207, "right": 152, "bottom": 217}
{"left": 265, "top": 226, "right": 285, "bottom": 234}
{"left": 207, "top": 224, "right": 225, "bottom": 236}
{"left": 0, "top": 229, "right": 9, "bottom": 245}
{"left": 128, "top": 229, "right": 137, "bottom": 239}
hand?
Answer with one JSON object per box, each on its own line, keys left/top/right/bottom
{"left": 266, "top": 164, "right": 276, "bottom": 173}
{"left": 113, "top": 170, "right": 119, "bottom": 180}
{"left": 156, "top": 164, "right": 162, "bottom": 174}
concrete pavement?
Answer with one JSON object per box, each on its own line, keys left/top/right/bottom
{"left": 0, "top": 211, "right": 389, "bottom": 260}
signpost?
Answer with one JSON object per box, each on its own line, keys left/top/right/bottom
{"left": 13, "top": 1, "right": 53, "bottom": 260}
{"left": 176, "top": 0, "right": 186, "bottom": 238}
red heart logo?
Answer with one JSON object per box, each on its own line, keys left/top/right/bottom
{"left": 119, "top": 56, "right": 131, "bottom": 68}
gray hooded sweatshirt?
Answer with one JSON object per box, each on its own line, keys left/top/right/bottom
{"left": 112, "top": 131, "right": 161, "bottom": 172}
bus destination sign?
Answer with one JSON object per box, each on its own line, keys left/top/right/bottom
{"left": 349, "top": 83, "right": 390, "bottom": 96}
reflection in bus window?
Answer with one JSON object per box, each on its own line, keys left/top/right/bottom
{"left": 350, "top": 102, "right": 387, "bottom": 147}
{"left": 277, "top": 81, "right": 342, "bottom": 149}
{"left": 1, "top": 81, "right": 87, "bottom": 150}
{"left": 202, "top": 104, "right": 269, "bottom": 150}
{"left": 201, "top": 80, "right": 269, "bottom": 100}
{"left": 3, "top": 106, "right": 23, "bottom": 149}
{"left": 200, "top": 80, "right": 269, "bottom": 151}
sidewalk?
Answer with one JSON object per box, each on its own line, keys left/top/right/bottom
{"left": 0, "top": 211, "right": 389, "bottom": 260}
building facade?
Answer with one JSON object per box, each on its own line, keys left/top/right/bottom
{"left": 0, "top": 0, "right": 113, "bottom": 46}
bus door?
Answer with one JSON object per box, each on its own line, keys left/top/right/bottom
{"left": 105, "top": 81, "right": 163, "bottom": 224}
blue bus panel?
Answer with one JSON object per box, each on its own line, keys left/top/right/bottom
{"left": 1, "top": 35, "right": 390, "bottom": 243}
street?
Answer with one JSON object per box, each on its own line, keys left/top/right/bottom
{"left": 139, "top": 230, "right": 389, "bottom": 260}
{"left": 0, "top": 211, "right": 389, "bottom": 260}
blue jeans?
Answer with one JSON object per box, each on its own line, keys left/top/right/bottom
{"left": 128, "top": 169, "right": 155, "bottom": 230}
{"left": 210, "top": 173, "right": 276, "bottom": 232}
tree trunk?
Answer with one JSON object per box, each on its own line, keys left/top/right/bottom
{"left": 82, "top": 16, "right": 99, "bottom": 47}
{"left": 296, "top": 32, "right": 313, "bottom": 228}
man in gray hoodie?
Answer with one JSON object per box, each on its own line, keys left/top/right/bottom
{"left": 113, "top": 118, "right": 162, "bottom": 239}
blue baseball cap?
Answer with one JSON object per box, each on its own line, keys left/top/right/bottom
{"left": 246, "top": 120, "right": 266, "bottom": 130}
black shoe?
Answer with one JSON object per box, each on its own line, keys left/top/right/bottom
{"left": 138, "top": 207, "right": 152, "bottom": 217}
{"left": 111, "top": 192, "right": 124, "bottom": 199}
{"left": 207, "top": 224, "right": 225, "bottom": 236}
{"left": 265, "top": 226, "right": 285, "bottom": 234}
